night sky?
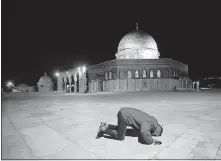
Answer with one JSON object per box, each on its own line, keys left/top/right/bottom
{"left": 2, "top": 0, "right": 221, "bottom": 86}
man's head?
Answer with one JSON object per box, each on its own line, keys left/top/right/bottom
{"left": 151, "top": 124, "right": 163, "bottom": 136}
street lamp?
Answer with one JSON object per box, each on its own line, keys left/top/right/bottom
{"left": 77, "top": 66, "right": 87, "bottom": 93}
{"left": 77, "top": 66, "right": 87, "bottom": 78}
{"left": 82, "top": 66, "right": 86, "bottom": 73}
{"left": 54, "top": 72, "right": 60, "bottom": 91}
{"left": 55, "top": 72, "right": 60, "bottom": 77}
{"left": 6, "top": 81, "right": 14, "bottom": 88}
{"left": 6, "top": 81, "right": 14, "bottom": 92}
{"left": 83, "top": 66, "right": 88, "bottom": 92}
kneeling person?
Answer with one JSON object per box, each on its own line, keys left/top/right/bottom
{"left": 96, "top": 107, "right": 163, "bottom": 145}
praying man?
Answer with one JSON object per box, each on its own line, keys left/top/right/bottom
{"left": 96, "top": 107, "right": 163, "bottom": 145}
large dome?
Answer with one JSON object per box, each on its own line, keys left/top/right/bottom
{"left": 116, "top": 30, "right": 160, "bottom": 59}
{"left": 39, "top": 73, "right": 52, "bottom": 83}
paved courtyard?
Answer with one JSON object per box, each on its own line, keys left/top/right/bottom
{"left": 2, "top": 90, "right": 221, "bottom": 159}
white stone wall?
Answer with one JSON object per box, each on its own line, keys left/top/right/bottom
{"left": 89, "top": 78, "right": 192, "bottom": 92}
{"left": 37, "top": 82, "right": 53, "bottom": 92}
{"left": 15, "top": 86, "right": 35, "bottom": 92}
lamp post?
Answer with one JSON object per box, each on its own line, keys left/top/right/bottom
{"left": 7, "top": 81, "right": 13, "bottom": 87}
{"left": 54, "top": 72, "right": 60, "bottom": 91}
{"left": 77, "top": 66, "right": 87, "bottom": 93}
{"left": 6, "top": 81, "right": 14, "bottom": 92}
{"left": 55, "top": 72, "right": 60, "bottom": 77}
{"left": 74, "top": 73, "right": 77, "bottom": 93}
{"left": 196, "top": 80, "right": 200, "bottom": 92}
{"left": 66, "top": 71, "right": 72, "bottom": 93}
{"left": 82, "top": 66, "right": 87, "bottom": 93}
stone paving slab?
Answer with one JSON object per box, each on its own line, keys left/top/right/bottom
{"left": 162, "top": 124, "right": 189, "bottom": 137}
{"left": 10, "top": 116, "right": 44, "bottom": 130}
{"left": 20, "top": 126, "right": 68, "bottom": 157}
{"left": 204, "top": 108, "right": 221, "bottom": 120}
{"left": 44, "top": 117, "right": 76, "bottom": 128}
{"left": 216, "top": 150, "right": 221, "bottom": 159}
{"left": 191, "top": 125, "right": 213, "bottom": 135}
{"left": 2, "top": 117, "right": 16, "bottom": 136}
{"left": 2, "top": 134, "right": 34, "bottom": 159}
{"left": 38, "top": 141, "right": 98, "bottom": 159}
{"left": 156, "top": 136, "right": 198, "bottom": 159}
{"left": 182, "top": 110, "right": 208, "bottom": 118}
{"left": 210, "top": 138, "right": 221, "bottom": 148}
{"left": 191, "top": 142, "right": 218, "bottom": 159}
{"left": 196, "top": 118, "right": 218, "bottom": 126}
{"left": 2, "top": 91, "right": 221, "bottom": 159}
{"left": 181, "top": 129, "right": 212, "bottom": 143}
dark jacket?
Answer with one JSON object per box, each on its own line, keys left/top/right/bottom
{"left": 120, "top": 107, "right": 158, "bottom": 144}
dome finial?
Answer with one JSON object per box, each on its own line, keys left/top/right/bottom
{"left": 136, "top": 22, "right": 138, "bottom": 30}
{"left": 44, "top": 72, "right": 47, "bottom": 76}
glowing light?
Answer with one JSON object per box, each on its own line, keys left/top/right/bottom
{"left": 82, "top": 66, "right": 86, "bottom": 72}
{"left": 6, "top": 81, "right": 14, "bottom": 87}
{"left": 55, "top": 72, "right": 60, "bottom": 77}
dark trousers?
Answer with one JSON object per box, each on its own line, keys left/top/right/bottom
{"left": 104, "top": 111, "right": 127, "bottom": 140}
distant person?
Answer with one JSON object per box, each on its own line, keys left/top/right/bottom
{"left": 96, "top": 107, "right": 163, "bottom": 145}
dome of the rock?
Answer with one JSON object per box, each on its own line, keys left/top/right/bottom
{"left": 116, "top": 30, "right": 160, "bottom": 59}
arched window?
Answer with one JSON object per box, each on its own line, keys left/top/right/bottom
{"left": 105, "top": 72, "right": 108, "bottom": 80}
{"left": 135, "top": 70, "right": 139, "bottom": 78}
{"left": 142, "top": 70, "right": 146, "bottom": 78}
{"left": 173, "top": 70, "right": 176, "bottom": 77}
{"left": 150, "top": 70, "right": 153, "bottom": 78}
{"left": 128, "top": 70, "right": 132, "bottom": 78}
{"left": 157, "top": 69, "right": 161, "bottom": 78}
{"left": 109, "top": 72, "right": 112, "bottom": 79}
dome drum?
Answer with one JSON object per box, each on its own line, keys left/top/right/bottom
{"left": 116, "top": 48, "right": 160, "bottom": 59}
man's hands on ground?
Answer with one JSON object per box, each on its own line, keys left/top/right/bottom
{"left": 153, "top": 139, "right": 162, "bottom": 145}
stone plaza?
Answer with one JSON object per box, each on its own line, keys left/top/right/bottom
{"left": 2, "top": 90, "right": 221, "bottom": 159}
